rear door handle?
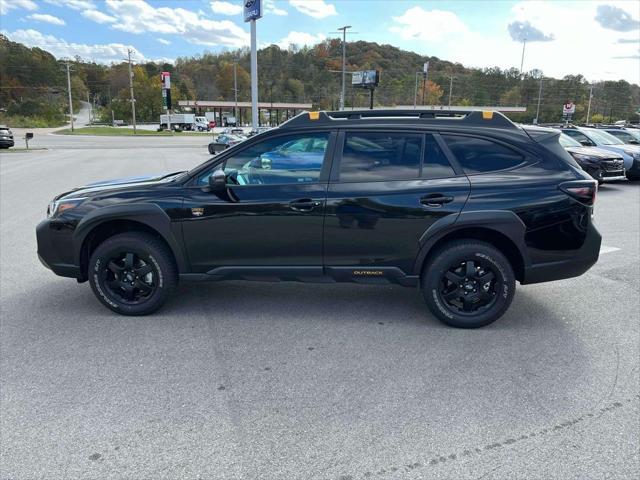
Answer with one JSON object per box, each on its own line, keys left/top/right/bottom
{"left": 420, "top": 194, "right": 454, "bottom": 207}
{"left": 289, "top": 199, "right": 322, "bottom": 212}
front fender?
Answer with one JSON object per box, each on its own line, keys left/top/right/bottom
{"left": 72, "top": 203, "right": 188, "bottom": 273}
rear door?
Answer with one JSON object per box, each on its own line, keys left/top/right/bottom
{"left": 323, "top": 130, "right": 470, "bottom": 275}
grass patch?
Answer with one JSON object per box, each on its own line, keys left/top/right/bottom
{"left": 0, "top": 147, "right": 47, "bottom": 153}
{"left": 56, "top": 127, "right": 213, "bottom": 136}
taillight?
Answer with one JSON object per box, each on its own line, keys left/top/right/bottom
{"left": 559, "top": 180, "right": 597, "bottom": 206}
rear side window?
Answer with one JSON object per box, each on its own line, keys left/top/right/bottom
{"left": 339, "top": 132, "right": 422, "bottom": 182}
{"left": 424, "top": 135, "right": 455, "bottom": 178}
{"left": 443, "top": 135, "right": 524, "bottom": 174}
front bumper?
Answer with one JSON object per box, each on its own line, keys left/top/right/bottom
{"left": 0, "top": 138, "right": 14, "bottom": 147}
{"left": 522, "top": 221, "right": 601, "bottom": 285}
{"left": 36, "top": 219, "right": 81, "bottom": 279}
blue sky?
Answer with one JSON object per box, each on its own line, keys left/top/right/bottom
{"left": 1, "top": 0, "right": 638, "bottom": 84}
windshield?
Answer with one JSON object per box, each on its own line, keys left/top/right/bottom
{"left": 559, "top": 133, "right": 581, "bottom": 148}
{"left": 584, "top": 129, "right": 624, "bottom": 145}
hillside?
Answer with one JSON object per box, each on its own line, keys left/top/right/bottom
{"left": 1, "top": 34, "right": 638, "bottom": 126}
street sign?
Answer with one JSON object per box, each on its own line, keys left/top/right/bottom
{"left": 563, "top": 101, "right": 575, "bottom": 115}
{"left": 423, "top": 62, "right": 429, "bottom": 78}
{"left": 244, "top": 0, "right": 262, "bottom": 22}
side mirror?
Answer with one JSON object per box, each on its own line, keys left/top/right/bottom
{"left": 208, "top": 169, "right": 226, "bottom": 192}
{"left": 579, "top": 140, "right": 592, "bottom": 147}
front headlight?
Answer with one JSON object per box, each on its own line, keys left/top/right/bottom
{"left": 571, "top": 153, "right": 594, "bottom": 162}
{"left": 47, "top": 198, "right": 86, "bottom": 218}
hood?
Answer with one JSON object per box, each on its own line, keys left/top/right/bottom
{"left": 565, "top": 146, "right": 622, "bottom": 159}
{"left": 56, "top": 171, "right": 184, "bottom": 201}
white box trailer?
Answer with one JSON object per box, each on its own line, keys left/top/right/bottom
{"left": 160, "top": 114, "right": 196, "bottom": 130}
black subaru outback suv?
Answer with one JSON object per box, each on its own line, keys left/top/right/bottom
{"left": 37, "top": 110, "right": 601, "bottom": 328}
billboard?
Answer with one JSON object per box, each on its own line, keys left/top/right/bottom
{"left": 244, "top": 0, "right": 262, "bottom": 22}
{"left": 352, "top": 70, "right": 380, "bottom": 88}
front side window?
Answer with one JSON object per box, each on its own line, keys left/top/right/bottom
{"left": 339, "top": 132, "right": 422, "bottom": 182}
{"left": 196, "top": 133, "right": 329, "bottom": 186}
{"left": 443, "top": 135, "right": 525, "bottom": 174}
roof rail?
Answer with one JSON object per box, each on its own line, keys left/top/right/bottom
{"left": 279, "top": 109, "right": 519, "bottom": 130}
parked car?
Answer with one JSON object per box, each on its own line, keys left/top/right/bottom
{"left": 558, "top": 132, "right": 625, "bottom": 184}
{"left": 562, "top": 126, "right": 640, "bottom": 180}
{"left": 247, "top": 126, "right": 273, "bottom": 137}
{"left": 218, "top": 127, "right": 246, "bottom": 137}
{"left": 207, "top": 134, "right": 245, "bottom": 154}
{"left": 598, "top": 127, "right": 640, "bottom": 145}
{"left": 0, "top": 125, "right": 15, "bottom": 148}
{"left": 37, "top": 110, "right": 601, "bottom": 328}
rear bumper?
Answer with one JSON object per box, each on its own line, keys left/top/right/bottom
{"left": 521, "top": 221, "right": 601, "bottom": 285}
{"left": 36, "top": 219, "right": 81, "bottom": 279}
{"left": 0, "top": 138, "right": 14, "bottom": 147}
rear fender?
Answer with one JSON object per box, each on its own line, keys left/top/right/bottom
{"left": 412, "top": 210, "right": 530, "bottom": 275}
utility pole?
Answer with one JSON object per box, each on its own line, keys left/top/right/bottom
{"left": 534, "top": 76, "right": 543, "bottom": 124}
{"left": 448, "top": 75, "right": 454, "bottom": 107}
{"left": 65, "top": 61, "right": 74, "bottom": 132}
{"left": 337, "top": 26, "right": 352, "bottom": 111}
{"left": 586, "top": 84, "right": 594, "bottom": 124}
{"left": 127, "top": 49, "right": 137, "bottom": 134}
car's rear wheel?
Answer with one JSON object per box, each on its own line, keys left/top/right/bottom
{"left": 422, "top": 240, "right": 515, "bottom": 328}
{"left": 88, "top": 233, "right": 176, "bottom": 315}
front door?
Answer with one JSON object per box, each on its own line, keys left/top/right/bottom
{"left": 181, "top": 131, "right": 334, "bottom": 273}
{"left": 324, "top": 130, "right": 470, "bottom": 274}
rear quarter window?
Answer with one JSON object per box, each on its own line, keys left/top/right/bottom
{"left": 442, "top": 135, "right": 525, "bottom": 174}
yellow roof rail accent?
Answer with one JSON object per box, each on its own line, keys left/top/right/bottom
{"left": 482, "top": 110, "right": 494, "bottom": 120}
{"left": 309, "top": 111, "right": 320, "bottom": 120}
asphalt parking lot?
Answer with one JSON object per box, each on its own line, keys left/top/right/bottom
{"left": 1, "top": 133, "right": 638, "bottom": 480}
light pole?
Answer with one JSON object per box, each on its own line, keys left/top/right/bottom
{"left": 126, "top": 48, "right": 137, "bottom": 134}
{"left": 586, "top": 84, "right": 594, "bottom": 124}
{"left": 65, "top": 61, "right": 74, "bottom": 132}
{"left": 448, "top": 75, "right": 455, "bottom": 107}
{"left": 233, "top": 58, "right": 239, "bottom": 121}
{"left": 337, "top": 25, "right": 351, "bottom": 111}
{"left": 534, "top": 75, "right": 543, "bottom": 124}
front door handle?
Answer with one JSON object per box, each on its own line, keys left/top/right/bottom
{"left": 420, "top": 194, "right": 454, "bottom": 207}
{"left": 289, "top": 199, "right": 322, "bottom": 212}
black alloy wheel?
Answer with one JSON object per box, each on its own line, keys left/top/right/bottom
{"left": 101, "top": 251, "right": 157, "bottom": 304}
{"left": 438, "top": 259, "right": 498, "bottom": 316}
{"left": 88, "top": 233, "right": 177, "bottom": 315}
{"left": 422, "top": 240, "right": 515, "bottom": 328}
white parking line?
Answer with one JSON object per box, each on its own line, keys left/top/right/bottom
{"left": 600, "top": 246, "right": 621, "bottom": 254}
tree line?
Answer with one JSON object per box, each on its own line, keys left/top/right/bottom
{"left": 1, "top": 34, "right": 638, "bottom": 126}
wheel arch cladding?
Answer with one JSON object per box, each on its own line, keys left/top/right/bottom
{"left": 414, "top": 211, "right": 529, "bottom": 282}
{"left": 73, "top": 203, "right": 187, "bottom": 280}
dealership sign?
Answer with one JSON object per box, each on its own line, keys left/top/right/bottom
{"left": 352, "top": 70, "right": 380, "bottom": 89}
{"left": 563, "top": 101, "right": 576, "bottom": 115}
{"left": 244, "top": 0, "right": 262, "bottom": 22}
{"left": 161, "top": 72, "right": 171, "bottom": 110}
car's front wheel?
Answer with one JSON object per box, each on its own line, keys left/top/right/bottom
{"left": 422, "top": 240, "right": 515, "bottom": 328}
{"left": 88, "top": 233, "right": 177, "bottom": 315}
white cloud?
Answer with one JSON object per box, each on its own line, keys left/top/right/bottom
{"left": 390, "top": 7, "right": 468, "bottom": 42}
{"left": 26, "top": 13, "right": 65, "bottom": 26}
{"left": 44, "top": 0, "right": 94, "bottom": 10}
{"left": 81, "top": 9, "right": 116, "bottom": 24}
{"left": 2, "top": 28, "right": 148, "bottom": 64}
{"left": 289, "top": 0, "right": 336, "bottom": 19}
{"left": 104, "top": 0, "right": 249, "bottom": 48}
{"left": 210, "top": 1, "right": 242, "bottom": 16}
{"left": 388, "top": 1, "right": 639, "bottom": 85}
{"left": 0, "top": 0, "right": 38, "bottom": 15}
{"left": 276, "top": 31, "right": 326, "bottom": 49}
{"left": 265, "top": 0, "right": 287, "bottom": 16}
{"left": 158, "top": 38, "right": 171, "bottom": 45}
